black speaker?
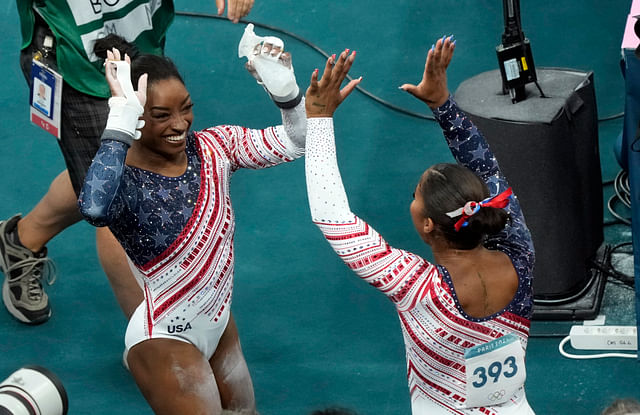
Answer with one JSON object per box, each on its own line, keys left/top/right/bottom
{"left": 454, "top": 68, "right": 605, "bottom": 319}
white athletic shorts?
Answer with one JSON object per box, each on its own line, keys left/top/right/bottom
{"left": 123, "top": 302, "right": 231, "bottom": 367}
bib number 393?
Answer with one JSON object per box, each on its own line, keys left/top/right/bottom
{"left": 464, "top": 333, "right": 526, "bottom": 408}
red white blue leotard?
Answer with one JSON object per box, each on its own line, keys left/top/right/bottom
{"left": 79, "top": 104, "right": 306, "bottom": 357}
{"left": 305, "top": 97, "right": 535, "bottom": 414}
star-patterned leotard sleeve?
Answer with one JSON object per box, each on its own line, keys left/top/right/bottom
{"left": 432, "top": 98, "right": 534, "bottom": 276}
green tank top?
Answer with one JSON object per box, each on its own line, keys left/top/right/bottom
{"left": 17, "top": 0, "right": 175, "bottom": 98}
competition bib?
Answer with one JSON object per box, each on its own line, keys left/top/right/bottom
{"left": 464, "top": 333, "right": 526, "bottom": 408}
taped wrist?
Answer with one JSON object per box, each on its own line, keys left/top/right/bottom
{"left": 105, "top": 96, "right": 145, "bottom": 141}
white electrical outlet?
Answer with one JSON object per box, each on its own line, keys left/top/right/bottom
{"left": 569, "top": 325, "right": 638, "bottom": 351}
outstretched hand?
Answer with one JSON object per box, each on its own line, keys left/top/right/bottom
{"left": 400, "top": 35, "right": 455, "bottom": 109}
{"left": 105, "top": 48, "right": 147, "bottom": 108}
{"left": 216, "top": 0, "right": 254, "bottom": 23}
{"left": 305, "top": 49, "right": 361, "bottom": 118}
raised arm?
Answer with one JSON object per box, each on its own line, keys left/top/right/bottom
{"left": 400, "top": 37, "right": 502, "bottom": 182}
{"left": 254, "top": 44, "right": 307, "bottom": 151}
{"left": 402, "top": 37, "right": 533, "bottom": 266}
{"left": 232, "top": 24, "right": 307, "bottom": 160}
{"left": 305, "top": 52, "right": 442, "bottom": 306}
{"left": 201, "top": 47, "right": 307, "bottom": 172}
{"left": 78, "top": 49, "right": 146, "bottom": 226}
{"left": 304, "top": 50, "right": 360, "bottom": 222}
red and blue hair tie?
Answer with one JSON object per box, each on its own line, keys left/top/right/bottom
{"left": 445, "top": 187, "right": 513, "bottom": 231}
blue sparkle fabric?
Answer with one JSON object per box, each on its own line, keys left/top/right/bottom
{"left": 78, "top": 133, "right": 201, "bottom": 265}
{"left": 432, "top": 97, "right": 535, "bottom": 320}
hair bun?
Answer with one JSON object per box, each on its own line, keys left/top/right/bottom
{"left": 93, "top": 34, "right": 140, "bottom": 60}
{"left": 467, "top": 206, "right": 509, "bottom": 235}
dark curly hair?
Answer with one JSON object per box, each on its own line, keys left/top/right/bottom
{"left": 418, "top": 163, "right": 510, "bottom": 250}
{"left": 93, "top": 34, "right": 184, "bottom": 88}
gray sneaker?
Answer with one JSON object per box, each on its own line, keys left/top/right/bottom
{"left": 0, "top": 214, "right": 56, "bottom": 324}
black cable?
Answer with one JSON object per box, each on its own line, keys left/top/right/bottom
{"left": 599, "top": 112, "right": 625, "bottom": 122}
{"left": 604, "top": 170, "right": 632, "bottom": 226}
{"left": 174, "top": 10, "right": 622, "bottom": 123}
{"left": 533, "top": 268, "right": 600, "bottom": 305}
{"left": 590, "top": 243, "right": 635, "bottom": 288}
{"left": 611, "top": 241, "right": 634, "bottom": 251}
{"left": 615, "top": 170, "right": 631, "bottom": 207}
{"left": 607, "top": 196, "right": 632, "bottom": 225}
{"left": 175, "top": 10, "right": 436, "bottom": 120}
{"left": 531, "top": 245, "right": 634, "bottom": 313}
{"left": 604, "top": 218, "right": 625, "bottom": 227}
{"left": 607, "top": 277, "right": 635, "bottom": 289}
{"left": 531, "top": 245, "right": 634, "bottom": 308}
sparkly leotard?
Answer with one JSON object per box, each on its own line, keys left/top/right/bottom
{"left": 305, "top": 97, "right": 535, "bottom": 414}
{"left": 79, "top": 104, "right": 305, "bottom": 357}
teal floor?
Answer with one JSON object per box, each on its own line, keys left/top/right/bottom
{"left": 1, "top": 1, "right": 639, "bottom": 414}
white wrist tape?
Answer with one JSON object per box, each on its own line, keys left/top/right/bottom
{"left": 238, "top": 24, "right": 300, "bottom": 105}
{"left": 105, "top": 61, "right": 144, "bottom": 140}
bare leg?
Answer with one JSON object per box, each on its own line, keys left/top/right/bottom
{"left": 211, "top": 314, "right": 256, "bottom": 413}
{"left": 128, "top": 338, "right": 223, "bottom": 415}
{"left": 14, "top": 170, "right": 143, "bottom": 319}
{"left": 16, "top": 170, "right": 82, "bottom": 252}
{"left": 96, "top": 227, "right": 143, "bottom": 319}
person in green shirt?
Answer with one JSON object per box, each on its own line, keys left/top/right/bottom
{"left": 0, "top": 0, "right": 255, "bottom": 325}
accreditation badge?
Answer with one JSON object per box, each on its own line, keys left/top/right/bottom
{"left": 463, "top": 333, "right": 526, "bottom": 408}
{"left": 30, "top": 59, "right": 62, "bottom": 139}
